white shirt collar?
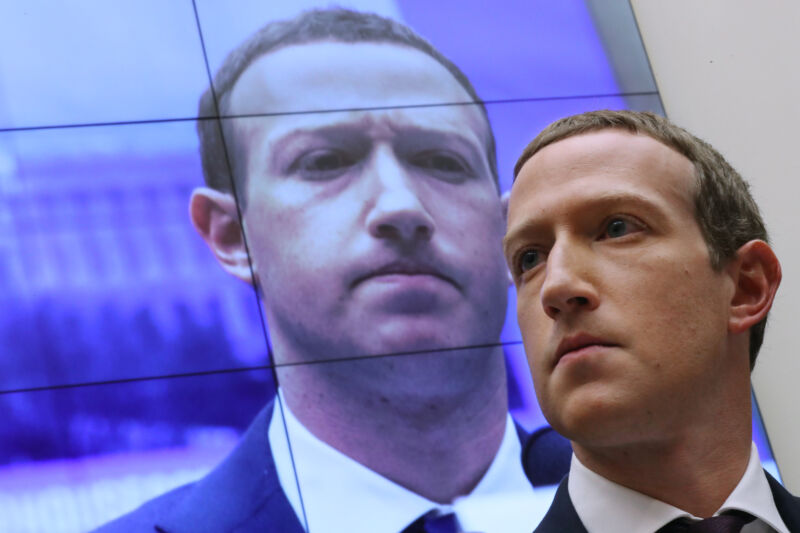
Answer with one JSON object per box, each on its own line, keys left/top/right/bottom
{"left": 268, "top": 390, "right": 558, "bottom": 533}
{"left": 568, "top": 443, "right": 789, "bottom": 533}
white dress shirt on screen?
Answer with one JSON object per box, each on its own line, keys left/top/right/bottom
{"left": 268, "top": 389, "right": 558, "bottom": 533}
{"left": 568, "top": 443, "right": 789, "bottom": 533}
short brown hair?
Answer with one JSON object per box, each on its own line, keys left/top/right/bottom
{"left": 197, "top": 8, "right": 497, "bottom": 202}
{"left": 514, "top": 110, "right": 768, "bottom": 369}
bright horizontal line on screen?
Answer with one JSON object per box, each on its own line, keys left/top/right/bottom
{"left": 0, "top": 340, "right": 524, "bottom": 396}
{"left": 0, "top": 92, "right": 659, "bottom": 134}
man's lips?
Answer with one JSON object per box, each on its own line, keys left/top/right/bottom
{"left": 554, "top": 333, "right": 617, "bottom": 366}
{"left": 350, "top": 259, "right": 458, "bottom": 288}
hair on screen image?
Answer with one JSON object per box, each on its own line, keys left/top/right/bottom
{"left": 196, "top": 7, "right": 498, "bottom": 204}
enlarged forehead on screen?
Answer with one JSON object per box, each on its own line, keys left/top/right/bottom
{"left": 196, "top": 8, "right": 498, "bottom": 200}
{"left": 224, "top": 40, "right": 494, "bottom": 183}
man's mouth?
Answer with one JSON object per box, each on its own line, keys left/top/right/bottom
{"left": 351, "top": 259, "right": 457, "bottom": 289}
{"left": 554, "top": 333, "right": 617, "bottom": 366}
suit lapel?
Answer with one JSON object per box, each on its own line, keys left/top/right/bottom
{"left": 765, "top": 470, "right": 800, "bottom": 532}
{"left": 534, "top": 476, "right": 588, "bottom": 533}
{"left": 156, "top": 399, "right": 305, "bottom": 533}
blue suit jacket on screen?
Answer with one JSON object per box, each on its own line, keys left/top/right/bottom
{"left": 533, "top": 472, "right": 800, "bottom": 533}
{"left": 94, "top": 399, "right": 571, "bottom": 533}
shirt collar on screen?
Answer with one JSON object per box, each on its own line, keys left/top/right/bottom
{"left": 568, "top": 443, "right": 789, "bottom": 533}
{"left": 268, "top": 388, "right": 558, "bottom": 533}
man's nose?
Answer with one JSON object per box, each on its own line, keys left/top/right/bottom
{"left": 540, "top": 240, "right": 599, "bottom": 319}
{"left": 365, "top": 148, "right": 435, "bottom": 242}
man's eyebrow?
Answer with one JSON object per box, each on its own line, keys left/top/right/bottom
{"left": 503, "top": 220, "right": 542, "bottom": 258}
{"left": 274, "top": 110, "right": 483, "bottom": 143}
{"left": 269, "top": 121, "right": 369, "bottom": 147}
{"left": 392, "top": 124, "right": 485, "bottom": 152}
{"left": 581, "top": 191, "right": 668, "bottom": 213}
{"left": 503, "top": 191, "right": 669, "bottom": 255}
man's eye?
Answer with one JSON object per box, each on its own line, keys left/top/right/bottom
{"left": 600, "top": 217, "right": 642, "bottom": 240}
{"left": 411, "top": 151, "right": 470, "bottom": 177}
{"left": 518, "top": 249, "right": 543, "bottom": 273}
{"left": 293, "top": 149, "right": 355, "bottom": 179}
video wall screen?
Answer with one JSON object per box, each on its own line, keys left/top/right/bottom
{"left": 0, "top": 1, "right": 778, "bottom": 531}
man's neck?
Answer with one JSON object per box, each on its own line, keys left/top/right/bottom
{"left": 277, "top": 346, "right": 509, "bottom": 503}
{"left": 573, "top": 401, "right": 752, "bottom": 518}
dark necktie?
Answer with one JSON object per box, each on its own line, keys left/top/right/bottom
{"left": 656, "top": 510, "right": 756, "bottom": 533}
{"left": 400, "top": 509, "right": 462, "bottom": 533}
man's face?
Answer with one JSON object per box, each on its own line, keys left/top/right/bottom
{"left": 227, "top": 42, "right": 508, "bottom": 367}
{"left": 504, "top": 131, "right": 736, "bottom": 446}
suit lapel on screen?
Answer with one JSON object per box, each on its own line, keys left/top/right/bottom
{"left": 155, "top": 399, "right": 305, "bottom": 533}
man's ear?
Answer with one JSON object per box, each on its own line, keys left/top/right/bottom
{"left": 727, "top": 240, "right": 782, "bottom": 334}
{"left": 189, "top": 187, "right": 254, "bottom": 285}
{"left": 501, "top": 189, "right": 511, "bottom": 221}
{"left": 500, "top": 189, "right": 513, "bottom": 286}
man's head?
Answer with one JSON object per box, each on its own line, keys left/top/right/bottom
{"left": 515, "top": 110, "right": 771, "bottom": 369}
{"left": 189, "top": 9, "right": 509, "bottom": 393}
{"left": 196, "top": 8, "right": 498, "bottom": 203}
{"left": 504, "top": 110, "right": 781, "bottom": 446}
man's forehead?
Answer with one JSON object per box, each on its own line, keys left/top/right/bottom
{"left": 508, "top": 130, "right": 696, "bottom": 223}
{"left": 228, "top": 40, "right": 476, "bottom": 116}
{"left": 527, "top": 129, "right": 689, "bottom": 172}
{"left": 516, "top": 131, "right": 693, "bottom": 189}
{"left": 225, "top": 40, "right": 492, "bottom": 168}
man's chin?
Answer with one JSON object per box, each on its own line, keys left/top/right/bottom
{"left": 340, "top": 342, "right": 503, "bottom": 401}
{"left": 363, "top": 328, "right": 460, "bottom": 357}
{"left": 267, "top": 307, "right": 500, "bottom": 365}
{"left": 548, "top": 400, "right": 646, "bottom": 450}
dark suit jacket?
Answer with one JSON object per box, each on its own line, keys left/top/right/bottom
{"left": 95, "top": 399, "right": 571, "bottom": 532}
{"left": 534, "top": 471, "right": 800, "bottom": 533}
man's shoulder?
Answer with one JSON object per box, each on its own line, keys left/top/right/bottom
{"left": 91, "top": 400, "right": 302, "bottom": 533}
{"left": 92, "top": 483, "right": 194, "bottom": 533}
{"left": 766, "top": 471, "right": 800, "bottom": 531}
{"left": 92, "top": 408, "right": 572, "bottom": 531}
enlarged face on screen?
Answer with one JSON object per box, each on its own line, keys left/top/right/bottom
{"left": 504, "top": 131, "right": 735, "bottom": 447}
{"left": 227, "top": 42, "right": 509, "bottom": 365}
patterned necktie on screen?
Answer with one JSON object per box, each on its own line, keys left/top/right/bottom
{"left": 400, "top": 509, "right": 463, "bottom": 533}
{"left": 655, "top": 510, "right": 756, "bottom": 533}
